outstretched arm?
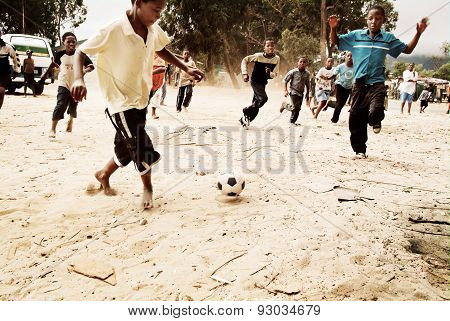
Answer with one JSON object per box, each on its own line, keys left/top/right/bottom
{"left": 403, "top": 18, "right": 428, "bottom": 54}
{"left": 329, "top": 15, "right": 340, "bottom": 47}
{"left": 71, "top": 50, "right": 88, "bottom": 101}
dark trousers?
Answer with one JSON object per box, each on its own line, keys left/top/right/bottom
{"left": 243, "top": 81, "right": 268, "bottom": 122}
{"left": 24, "top": 72, "right": 35, "bottom": 95}
{"left": 332, "top": 84, "right": 352, "bottom": 123}
{"left": 290, "top": 94, "right": 303, "bottom": 123}
{"left": 176, "top": 85, "right": 193, "bottom": 111}
{"left": 349, "top": 82, "right": 386, "bottom": 154}
{"left": 52, "top": 86, "right": 78, "bottom": 120}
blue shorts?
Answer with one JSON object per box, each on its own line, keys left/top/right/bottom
{"left": 316, "top": 90, "right": 331, "bottom": 103}
{"left": 400, "top": 92, "right": 413, "bottom": 103}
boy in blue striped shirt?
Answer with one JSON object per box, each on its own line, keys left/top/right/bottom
{"left": 329, "top": 5, "right": 428, "bottom": 158}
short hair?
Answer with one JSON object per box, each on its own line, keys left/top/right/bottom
{"left": 298, "top": 57, "right": 307, "bottom": 61}
{"left": 264, "top": 39, "right": 275, "bottom": 45}
{"left": 368, "top": 5, "right": 386, "bottom": 18}
{"left": 62, "top": 32, "right": 76, "bottom": 42}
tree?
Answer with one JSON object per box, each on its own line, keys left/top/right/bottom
{"left": 392, "top": 61, "right": 408, "bottom": 78}
{"left": 433, "top": 63, "right": 450, "bottom": 81}
{"left": 0, "top": 0, "right": 87, "bottom": 45}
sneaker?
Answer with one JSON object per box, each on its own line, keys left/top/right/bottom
{"left": 355, "top": 152, "right": 367, "bottom": 159}
{"left": 183, "top": 106, "right": 188, "bottom": 112}
{"left": 239, "top": 117, "right": 248, "bottom": 129}
{"left": 373, "top": 123, "right": 382, "bottom": 134}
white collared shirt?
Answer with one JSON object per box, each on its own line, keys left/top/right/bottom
{"left": 400, "top": 70, "right": 418, "bottom": 95}
{"left": 79, "top": 13, "right": 170, "bottom": 114}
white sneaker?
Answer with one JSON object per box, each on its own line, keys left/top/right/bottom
{"left": 355, "top": 153, "right": 368, "bottom": 159}
{"left": 239, "top": 117, "right": 248, "bottom": 129}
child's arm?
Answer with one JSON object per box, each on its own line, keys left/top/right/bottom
{"left": 72, "top": 50, "right": 88, "bottom": 101}
{"left": 329, "top": 15, "right": 340, "bottom": 47}
{"left": 403, "top": 18, "right": 428, "bottom": 54}
{"left": 241, "top": 53, "right": 259, "bottom": 82}
{"left": 156, "top": 48, "right": 204, "bottom": 82}
{"left": 152, "top": 66, "right": 166, "bottom": 75}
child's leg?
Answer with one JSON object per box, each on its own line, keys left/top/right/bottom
{"left": 183, "top": 85, "right": 193, "bottom": 108}
{"left": 407, "top": 101, "right": 412, "bottom": 115}
{"left": 314, "top": 99, "right": 328, "bottom": 119}
{"left": 243, "top": 82, "right": 268, "bottom": 123}
{"left": 50, "top": 87, "right": 71, "bottom": 137}
{"left": 140, "top": 172, "right": 153, "bottom": 209}
{"left": 95, "top": 158, "right": 119, "bottom": 196}
{"left": 332, "top": 85, "right": 351, "bottom": 123}
{"left": 349, "top": 84, "right": 369, "bottom": 154}
{"left": 290, "top": 94, "right": 303, "bottom": 124}
{"left": 0, "top": 86, "right": 5, "bottom": 109}
{"left": 367, "top": 85, "right": 387, "bottom": 128}
{"left": 176, "top": 86, "right": 186, "bottom": 111}
{"left": 66, "top": 97, "right": 78, "bottom": 132}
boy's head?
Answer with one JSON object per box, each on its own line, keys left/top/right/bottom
{"left": 367, "top": 5, "right": 385, "bottom": 33}
{"left": 297, "top": 57, "right": 307, "bottom": 70}
{"left": 26, "top": 49, "right": 33, "bottom": 57}
{"left": 264, "top": 39, "right": 275, "bottom": 56}
{"left": 345, "top": 51, "right": 353, "bottom": 65}
{"left": 131, "top": 0, "right": 166, "bottom": 27}
{"left": 408, "top": 63, "right": 415, "bottom": 71}
{"left": 182, "top": 50, "right": 190, "bottom": 61}
{"left": 325, "top": 57, "right": 334, "bottom": 68}
{"left": 62, "top": 32, "right": 77, "bottom": 53}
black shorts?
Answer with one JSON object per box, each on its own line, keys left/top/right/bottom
{"left": 111, "top": 107, "right": 160, "bottom": 175}
{"left": 52, "top": 86, "right": 77, "bottom": 120}
{"left": 420, "top": 100, "right": 428, "bottom": 108}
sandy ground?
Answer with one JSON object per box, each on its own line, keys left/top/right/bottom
{"left": 0, "top": 74, "right": 449, "bottom": 301}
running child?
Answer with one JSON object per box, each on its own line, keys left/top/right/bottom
{"left": 418, "top": 86, "right": 431, "bottom": 113}
{"left": 331, "top": 51, "right": 354, "bottom": 123}
{"left": 149, "top": 53, "right": 166, "bottom": 119}
{"left": 280, "top": 57, "right": 310, "bottom": 126}
{"left": 71, "top": 0, "right": 204, "bottom": 209}
{"left": 313, "top": 57, "right": 336, "bottom": 119}
{"left": 329, "top": 5, "right": 428, "bottom": 158}
{"left": 176, "top": 50, "right": 196, "bottom": 112}
{"left": 49, "top": 32, "right": 95, "bottom": 137}
{"left": 239, "top": 39, "right": 280, "bottom": 128}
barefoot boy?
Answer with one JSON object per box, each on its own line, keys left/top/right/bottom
{"left": 281, "top": 57, "right": 310, "bottom": 126}
{"left": 313, "top": 57, "right": 336, "bottom": 119}
{"left": 176, "top": 50, "right": 197, "bottom": 112}
{"left": 329, "top": 5, "right": 428, "bottom": 158}
{"left": 71, "top": 0, "right": 204, "bottom": 209}
{"left": 49, "top": 32, "right": 95, "bottom": 137}
{"left": 240, "top": 39, "right": 280, "bottom": 128}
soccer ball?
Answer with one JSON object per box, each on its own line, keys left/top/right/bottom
{"left": 217, "top": 173, "right": 245, "bottom": 197}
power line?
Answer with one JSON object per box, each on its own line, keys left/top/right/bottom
{"left": 397, "top": 1, "right": 449, "bottom": 37}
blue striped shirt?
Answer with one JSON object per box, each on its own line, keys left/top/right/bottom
{"left": 338, "top": 29, "right": 407, "bottom": 84}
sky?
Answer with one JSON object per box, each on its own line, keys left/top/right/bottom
{"left": 74, "top": 0, "right": 450, "bottom": 56}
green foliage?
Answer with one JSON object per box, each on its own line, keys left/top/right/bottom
{"left": 433, "top": 63, "right": 450, "bottom": 81}
{"left": 0, "top": 0, "right": 87, "bottom": 45}
{"left": 281, "top": 29, "right": 320, "bottom": 70}
{"left": 392, "top": 61, "right": 408, "bottom": 78}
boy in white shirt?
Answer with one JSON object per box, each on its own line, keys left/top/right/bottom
{"left": 313, "top": 57, "right": 336, "bottom": 119}
{"left": 71, "top": 0, "right": 204, "bottom": 209}
{"left": 399, "top": 63, "right": 418, "bottom": 115}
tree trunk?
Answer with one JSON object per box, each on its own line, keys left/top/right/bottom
{"left": 320, "top": 0, "right": 327, "bottom": 63}
{"left": 222, "top": 36, "right": 240, "bottom": 89}
{"left": 22, "top": 0, "right": 26, "bottom": 34}
{"left": 206, "top": 52, "right": 215, "bottom": 84}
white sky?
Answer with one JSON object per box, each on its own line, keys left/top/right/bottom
{"left": 74, "top": 0, "right": 450, "bottom": 55}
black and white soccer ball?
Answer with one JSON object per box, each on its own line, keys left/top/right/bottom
{"left": 217, "top": 173, "right": 245, "bottom": 197}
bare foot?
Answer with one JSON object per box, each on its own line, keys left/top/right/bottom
{"left": 66, "top": 119, "right": 73, "bottom": 132}
{"left": 95, "top": 170, "right": 116, "bottom": 196}
{"left": 49, "top": 130, "right": 56, "bottom": 138}
{"left": 141, "top": 188, "right": 153, "bottom": 209}
{"left": 152, "top": 115, "right": 159, "bottom": 119}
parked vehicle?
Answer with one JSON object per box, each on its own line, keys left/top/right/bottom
{"left": 0, "top": 34, "right": 54, "bottom": 93}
